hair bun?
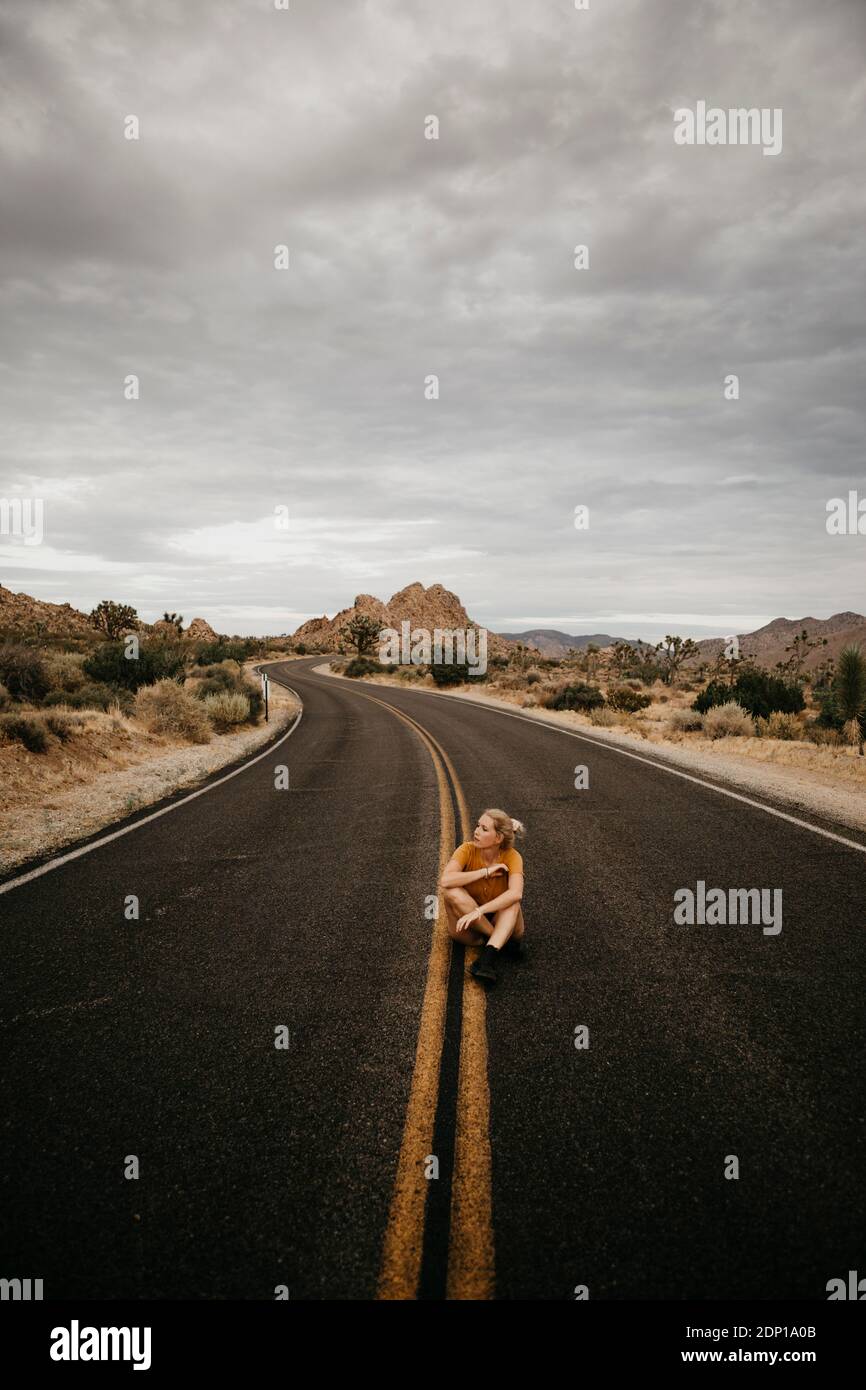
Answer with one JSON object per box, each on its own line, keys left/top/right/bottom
{"left": 510, "top": 817, "right": 525, "bottom": 836}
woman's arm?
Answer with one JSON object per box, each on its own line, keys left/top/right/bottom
{"left": 473, "top": 872, "right": 523, "bottom": 916}
{"left": 439, "top": 853, "right": 508, "bottom": 890}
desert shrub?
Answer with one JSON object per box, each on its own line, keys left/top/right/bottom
{"left": 0, "top": 713, "right": 49, "bottom": 752}
{"left": 44, "top": 651, "right": 87, "bottom": 693}
{"left": 190, "top": 663, "right": 263, "bottom": 722}
{"left": 84, "top": 640, "right": 186, "bottom": 692}
{"left": 429, "top": 663, "right": 483, "bottom": 686}
{"left": 520, "top": 692, "right": 539, "bottom": 708}
{"left": 811, "top": 650, "right": 866, "bottom": 750}
{"left": 539, "top": 680, "right": 562, "bottom": 702}
{"left": 345, "top": 656, "right": 386, "bottom": 678}
{"left": 832, "top": 644, "right": 866, "bottom": 746}
{"left": 526, "top": 669, "right": 542, "bottom": 685}
{"left": 805, "top": 722, "right": 842, "bottom": 746}
{"left": 607, "top": 685, "right": 652, "bottom": 713}
{"left": 0, "top": 644, "right": 51, "bottom": 702}
{"left": 702, "top": 701, "right": 755, "bottom": 739}
{"left": 203, "top": 690, "right": 250, "bottom": 731}
{"left": 667, "top": 707, "right": 703, "bottom": 733}
{"left": 43, "top": 681, "right": 133, "bottom": 713}
{"left": 694, "top": 671, "right": 804, "bottom": 720}
{"left": 624, "top": 661, "right": 666, "bottom": 684}
{"left": 543, "top": 681, "right": 605, "bottom": 712}
{"left": 190, "top": 660, "right": 238, "bottom": 694}
{"left": 813, "top": 688, "right": 846, "bottom": 731}
{"left": 243, "top": 683, "right": 264, "bottom": 721}
{"left": 755, "top": 711, "right": 803, "bottom": 741}
{"left": 657, "top": 694, "right": 669, "bottom": 704}
{"left": 0, "top": 681, "right": 9, "bottom": 711}
{"left": 134, "top": 681, "right": 211, "bottom": 743}
{"left": 43, "top": 711, "right": 83, "bottom": 742}
{"left": 193, "top": 674, "right": 233, "bottom": 701}
{"left": 195, "top": 640, "right": 254, "bottom": 668}
{"left": 589, "top": 707, "right": 619, "bottom": 727}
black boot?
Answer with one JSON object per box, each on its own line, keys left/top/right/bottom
{"left": 470, "top": 943, "right": 500, "bottom": 984}
{"left": 502, "top": 935, "right": 528, "bottom": 961}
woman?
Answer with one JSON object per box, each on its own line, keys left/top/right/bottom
{"left": 439, "top": 808, "right": 527, "bottom": 986}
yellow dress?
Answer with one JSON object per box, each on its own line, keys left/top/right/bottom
{"left": 452, "top": 842, "right": 524, "bottom": 908}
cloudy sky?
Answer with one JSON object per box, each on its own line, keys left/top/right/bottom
{"left": 1, "top": 0, "right": 864, "bottom": 641}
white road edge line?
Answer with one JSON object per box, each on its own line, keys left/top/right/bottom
{"left": 318, "top": 666, "right": 866, "bottom": 858}
{"left": 0, "top": 684, "right": 304, "bottom": 897}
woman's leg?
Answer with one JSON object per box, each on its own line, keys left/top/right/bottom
{"left": 488, "top": 902, "right": 525, "bottom": 950}
{"left": 443, "top": 886, "right": 494, "bottom": 945}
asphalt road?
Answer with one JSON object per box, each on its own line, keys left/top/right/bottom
{"left": 1, "top": 656, "right": 864, "bottom": 1300}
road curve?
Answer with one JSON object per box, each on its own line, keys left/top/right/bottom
{"left": 1, "top": 656, "right": 864, "bottom": 1300}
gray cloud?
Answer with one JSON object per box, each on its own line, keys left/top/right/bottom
{"left": 1, "top": 0, "right": 864, "bottom": 638}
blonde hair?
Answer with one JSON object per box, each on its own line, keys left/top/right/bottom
{"left": 482, "top": 807, "right": 526, "bottom": 851}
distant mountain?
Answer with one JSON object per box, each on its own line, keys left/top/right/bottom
{"left": 498, "top": 629, "right": 645, "bottom": 659}
{"left": 691, "top": 612, "right": 866, "bottom": 672}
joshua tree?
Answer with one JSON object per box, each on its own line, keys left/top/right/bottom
{"left": 655, "top": 634, "right": 699, "bottom": 686}
{"left": 162, "top": 611, "right": 184, "bottom": 632}
{"left": 708, "top": 642, "right": 748, "bottom": 689}
{"left": 339, "top": 614, "right": 382, "bottom": 657}
{"left": 775, "top": 627, "right": 828, "bottom": 681}
{"left": 834, "top": 643, "right": 866, "bottom": 755}
{"left": 611, "top": 640, "right": 633, "bottom": 676}
{"left": 811, "top": 655, "right": 836, "bottom": 692}
{"left": 509, "top": 642, "right": 533, "bottom": 671}
{"left": 89, "top": 599, "right": 139, "bottom": 639}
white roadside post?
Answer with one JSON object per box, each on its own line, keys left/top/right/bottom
{"left": 261, "top": 670, "right": 269, "bottom": 723}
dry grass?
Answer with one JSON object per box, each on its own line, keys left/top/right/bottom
{"left": 203, "top": 689, "right": 250, "bottom": 730}
{"left": 0, "top": 677, "right": 300, "bottom": 875}
{"left": 134, "top": 680, "right": 212, "bottom": 743}
{"left": 703, "top": 701, "right": 756, "bottom": 739}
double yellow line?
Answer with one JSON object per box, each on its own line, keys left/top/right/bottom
{"left": 340, "top": 686, "right": 495, "bottom": 1300}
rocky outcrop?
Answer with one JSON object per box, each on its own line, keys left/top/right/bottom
{"left": 183, "top": 617, "right": 219, "bottom": 642}
{"left": 0, "top": 584, "right": 93, "bottom": 637}
{"left": 0, "top": 585, "right": 226, "bottom": 643}
{"left": 292, "top": 581, "right": 514, "bottom": 657}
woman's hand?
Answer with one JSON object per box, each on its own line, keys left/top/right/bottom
{"left": 456, "top": 907, "right": 484, "bottom": 933}
{"left": 484, "top": 863, "right": 508, "bottom": 878}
